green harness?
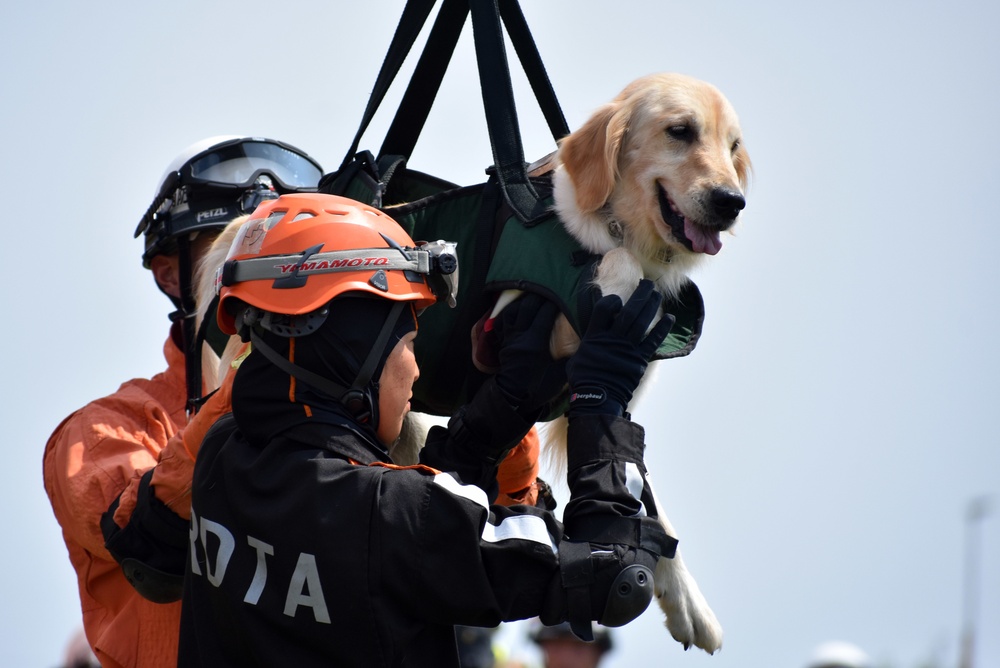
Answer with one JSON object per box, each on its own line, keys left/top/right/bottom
{"left": 323, "top": 158, "right": 705, "bottom": 420}
{"left": 483, "top": 193, "right": 706, "bottom": 363}
{"left": 315, "top": 0, "right": 705, "bottom": 419}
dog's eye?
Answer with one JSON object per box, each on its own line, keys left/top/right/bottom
{"left": 666, "top": 125, "right": 692, "bottom": 141}
{"left": 731, "top": 139, "right": 741, "bottom": 153}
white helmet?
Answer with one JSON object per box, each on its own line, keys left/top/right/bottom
{"left": 807, "top": 641, "right": 872, "bottom": 668}
{"left": 133, "top": 136, "right": 323, "bottom": 416}
{"left": 134, "top": 135, "right": 323, "bottom": 267}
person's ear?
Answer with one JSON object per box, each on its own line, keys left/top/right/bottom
{"left": 149, "top": 254, "right": 181, "bottom": 298}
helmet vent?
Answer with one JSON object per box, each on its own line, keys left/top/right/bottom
{"left": 262, "top": 211, "right": 286, "bottom": 229}
{"left": 291, "top": 212, "right": 316, "bottom": 222}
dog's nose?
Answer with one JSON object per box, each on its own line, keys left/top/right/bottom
{"left": 711, "top": 188, "right": 746, "bottom": 221}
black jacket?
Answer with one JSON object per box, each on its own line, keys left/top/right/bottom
{"left": 178, "top": 411, "right": 571, "bottom": 667}
{"left": 177, "top": 412, "right": 662, "bottom": 667}
{"left": 178, "top": 343, "right": 660, "bottom": 667}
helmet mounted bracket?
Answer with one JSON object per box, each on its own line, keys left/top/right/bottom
{"left": 272, "top": 243, "right": 325, "bottom": 290}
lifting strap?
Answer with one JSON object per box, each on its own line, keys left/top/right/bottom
{"left": 337, "top": 0, "right": 568, "bottom": 224}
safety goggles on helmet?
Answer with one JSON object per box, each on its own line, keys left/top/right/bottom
{"left": 216, "top": 193, "right": 458, "bottom": 337}
{"left": 182, "top": 137, "right": 323, "bottom": 192}
{"left": 134, "top": 136, "right": 323, "bottom": 267}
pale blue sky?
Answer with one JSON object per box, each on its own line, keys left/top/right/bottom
{"left": 2, "top": 1, "right": 998, "bottom": 666}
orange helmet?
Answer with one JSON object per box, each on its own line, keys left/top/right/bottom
{"left": 216, "top": 193, "right": 457, "bottom": 336}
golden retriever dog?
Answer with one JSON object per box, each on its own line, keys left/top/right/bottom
{"left": 195, "top": 72, "right": 749, "bottom": 654}
{"left": 541, "top": 71, "right": 750, "bottom": 358}
{"left": 488, "top": 72, "right": 749, "bottom": 653}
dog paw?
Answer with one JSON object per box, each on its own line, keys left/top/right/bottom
{"left": 654, "top": 553, "right": 723, "bottom": 653}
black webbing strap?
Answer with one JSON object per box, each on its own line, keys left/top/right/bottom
{"left": 249, "top": 328, "right": 351, "bottom": 400}
{"left": 247, "top": 301, "right": 405, "bottom": 405}
{"left": 379, "top": 0, "right": 567, "bottom": 161}
{"left": 558, "top": 538, "right": 596, "bottom": 641}
{"left": 338, "top": 0, "right": 438, "bottom": 172}
{"left": 569, "top": 515, "right": 678, "bottom": 559}
{"left": 496, "top": 0, "right": 569, "bottom": 141}
{"left": 380, "top": 0, "right": 470, "bottom": 160}
{"left": 340, "top": 0, "right": 566, "bottom": 224}
{"left": 194, "top": 294, "right": 218, "bottom": 359}
{"left": 185, "top": 295, "right": 224, "bottom": 413}
{"left": 468, "top": 0, "right": 547, "bottom": 223}
{"left": 177, "top": 234, "right": 202, "bottom": 416}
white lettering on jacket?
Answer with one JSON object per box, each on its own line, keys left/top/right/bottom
{"left": 188, "top": 509, "right": 331, "bottom": 624}
{"left": 284, "top": 553, "right": 330, "bottom": 623}
{"left": 200, "top": 517, "right": 235, "bottom": 586}
{"left": 189, "top": 509, "right": 203, "bottom": 576}
{"left": 244, "top": 537, "right": 273, "bottom": 605}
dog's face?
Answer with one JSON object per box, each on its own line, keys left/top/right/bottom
{"left": 557, "top": 73, "right": 751, "bottom": 269}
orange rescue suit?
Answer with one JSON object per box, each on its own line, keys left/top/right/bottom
{"left": 43, "top": 337, "right": 188, "bottom": 668}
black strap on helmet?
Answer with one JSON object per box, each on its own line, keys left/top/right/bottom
{"left": 246, "top": 301, "right": 405, "bottom": 425}
{"left": 175, "top": 234, "right": 204, "bottom": 417}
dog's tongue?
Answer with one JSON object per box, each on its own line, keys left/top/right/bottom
{"left": 684, "top": 219, "right": 722, "bottom": 255}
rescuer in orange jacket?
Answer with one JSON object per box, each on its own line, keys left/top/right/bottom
{"left": 42, "top": 136, "right": 326, "bottom": 668}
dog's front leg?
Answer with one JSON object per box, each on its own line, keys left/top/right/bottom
{"left": 591, "top": 248, "right": 723, "bottom": 652}
{"left": 649, "top": 486, "right": 724, "bottom": 653}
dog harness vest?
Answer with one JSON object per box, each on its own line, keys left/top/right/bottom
{"left": 481, "top": 193, "right": 707, "bottom": 363}
{"left": 324, "top": 160, "right": 705, "bottom": 419}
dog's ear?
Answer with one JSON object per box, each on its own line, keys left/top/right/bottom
{"left": 733, "top": 139, "right": 753, "bottom": 193}
{"left": 558, "top": 102, "right": 631, "bottom": 213}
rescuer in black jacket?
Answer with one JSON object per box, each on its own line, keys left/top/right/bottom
{"left": 178, "top": 193, "right": 676, "bottom": 667}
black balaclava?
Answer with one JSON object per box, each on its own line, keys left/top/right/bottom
{"left": 232, "top": 295, "right": 417, "bottom": 452}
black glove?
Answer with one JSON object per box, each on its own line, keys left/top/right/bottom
{"left": 492, "top": 293, "right": 567, "bottom": 412}
{"left": 566, "top": 280, "right": 674, "bottom": 417}
{"left": 541, "top": 414, "right": 678, "bottom": 640}
{"left": 101, "top": 470, "right": 189, "bottom": 603}
{"left": 420, "top": 295, "right": 565, "bottom": 491}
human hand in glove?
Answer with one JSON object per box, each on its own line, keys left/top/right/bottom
{"left": 492, "top": 292, "right": 567, "bottom": 412}
{"left": 421, "top": 295, "right": 564, "bottom": 489}
{"left": 567, "top": 280, "right": 675, "bottom": 417}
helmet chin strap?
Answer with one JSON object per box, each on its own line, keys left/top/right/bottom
{"left": 246, "top": 301, "right": 405, "bottom": 428}
{"left": 176, "top": 234, "right": 203, "bottom": 417}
